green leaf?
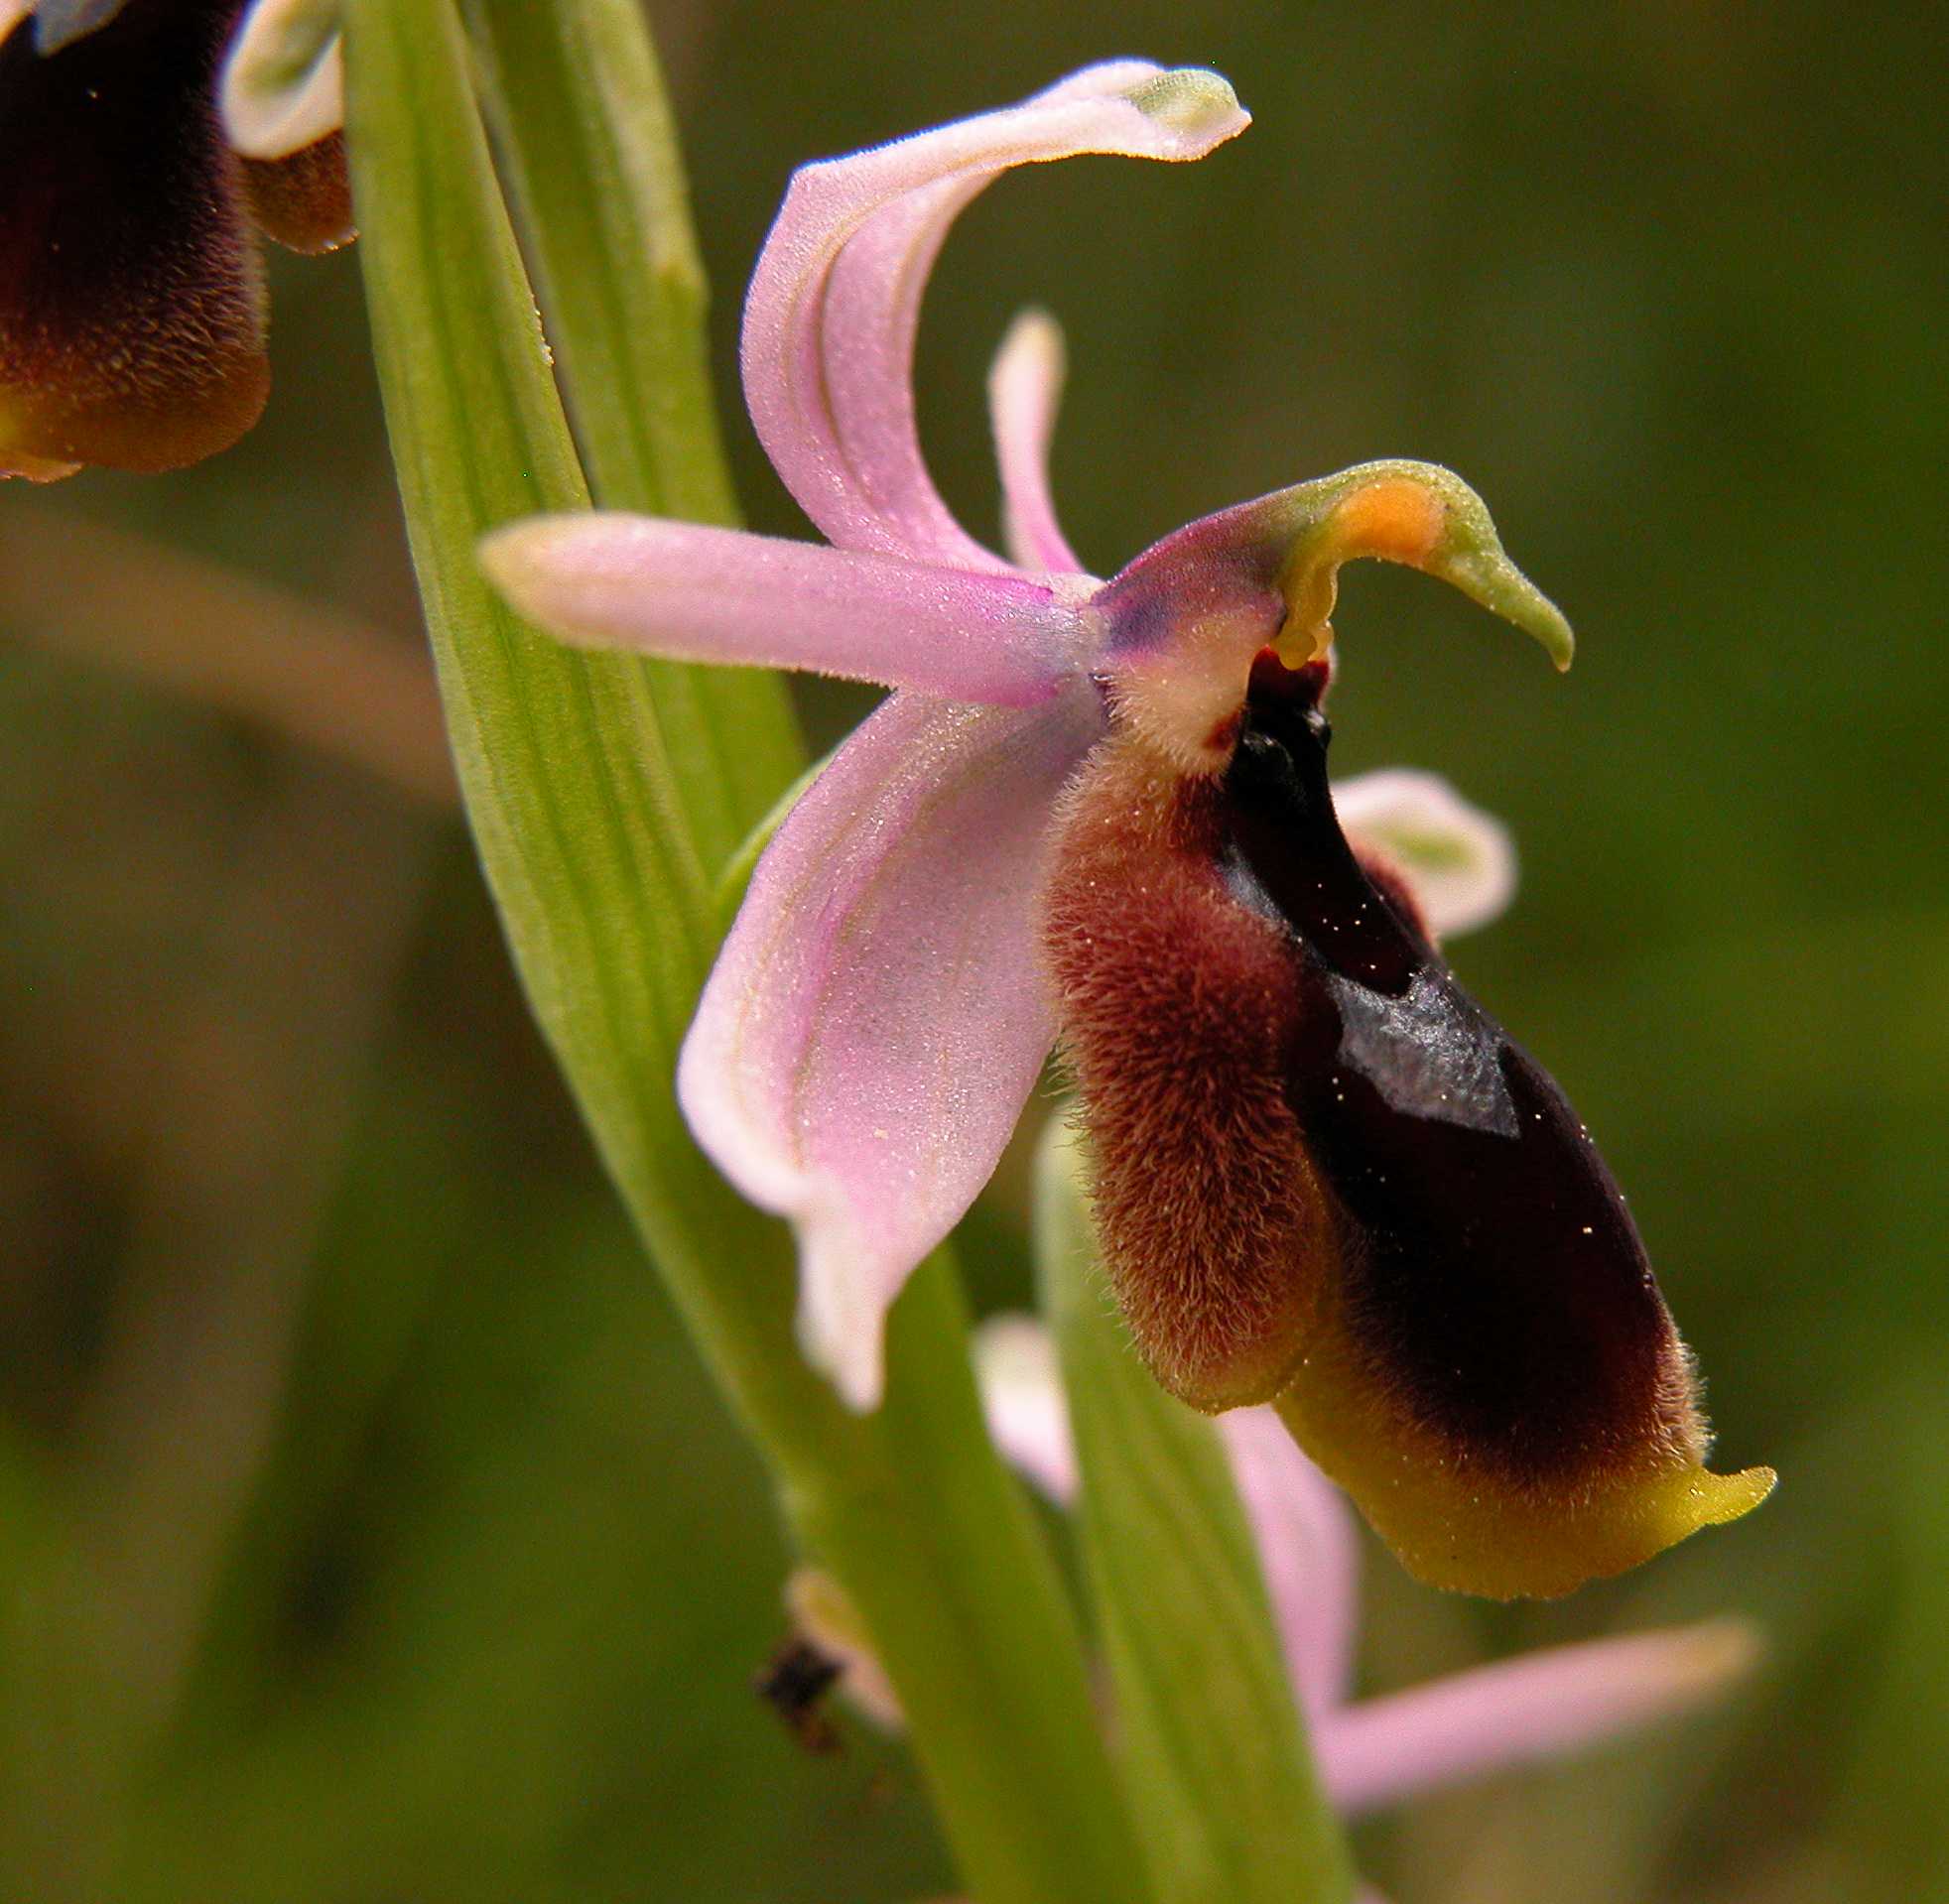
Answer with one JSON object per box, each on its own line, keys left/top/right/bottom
{"left": 343, "top": 0, "right": 716, "bottom": 1099}
{"left": 459, "top": 0, "right": 801, "bottom": 864}
{"left": 1037, "top": 1118, "right": 1355, "bottom": 1904}
{"left": 342, "top": 10, "right": 1151, "bottom": 1899}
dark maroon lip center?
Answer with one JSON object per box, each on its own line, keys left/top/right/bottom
{"left": 1219, "top": 648, "right": 1673, "bottom": 1475}
{"left": 1223, "top": 646, "right": 1426, "bottom": 995}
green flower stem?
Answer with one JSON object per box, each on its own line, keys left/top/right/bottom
{"left": 458, "top": 0, "right": 799, "bottom": 863}
{"left": 342, "top": 5, "right": 1149, "bottom": 1898}
{"left": 1039, "top": 1122, "right": 1355, "bottom": 1904}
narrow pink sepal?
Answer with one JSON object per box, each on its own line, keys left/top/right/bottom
{"left": 1333, "top": 768, "right": 1517, "bottom": 940}
{"left": 679, "top": 689, "right": 1103, "bottom": 1409}
{"left": 479, "top": 514, "right": 1090, "bottom": 708}
{"left": 741, "top": 62, "right": 1248, "bottom": 569}
{"left": 988, "top": 308, "right": 1084, "bottom": 574}
{"left": 973, "top": 1312, "right": 1081, "bottom": 1502}
{"left": 1218, "top": 1406, "right": 1363, "bottom": 1722}
{"left": 1317, "top": 1618, "right": 1760, "bottom": 1816}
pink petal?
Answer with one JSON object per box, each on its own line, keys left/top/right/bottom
{"left": 988, "top": 308, "right": 1084, "bottom": 575}
{"left": 1217, "top": 1407, "right": 1362, "bottom": 1722}
{"left": 680, "top": 687, "right": 1104, "bottom": 1409}
{"left": 742, "top": 63, "right": 1248, "bottom": 570}
{"left": 972, "top": 1312, "right": 1080, "bottom": 1502}
{"left": 1333, "top": 769, "right": 1517, "bottom": 940}
{"left": 479, "top": 514, "right": 1093, "bottom": 708}
{"left": 1317, "top": 1619, "right": 1760, "bottom": 1816}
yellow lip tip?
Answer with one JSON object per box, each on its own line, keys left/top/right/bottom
{"left": 1543, "top": 609, "right": 1576, "bottom": 672}
{"left": 1703, "top": 1463, "right": 1778, "bottom": 1524}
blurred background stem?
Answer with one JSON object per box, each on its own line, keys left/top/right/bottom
{"left": 341, "top": 1, "right": 1149, "bottom": 1897}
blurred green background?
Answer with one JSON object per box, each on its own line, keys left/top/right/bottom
{"left": 3, "top": 0, "right": 1945, "bottom": 1898}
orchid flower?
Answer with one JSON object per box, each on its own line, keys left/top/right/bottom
{"left": 792, "top": 1314, "right": 1757, "bottom": 1827}
{"left": 0, "top": 0, "right": 346, "bottom": 479}
{"left": 483, "top": 62, "right": 1771, "bottom": 1598}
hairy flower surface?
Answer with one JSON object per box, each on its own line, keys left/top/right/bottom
{"left": 484, "top": 62, "right": 1771, "bottom": 1596}
{"left": 0, "top": 0, "right": 346, "bottom": 479}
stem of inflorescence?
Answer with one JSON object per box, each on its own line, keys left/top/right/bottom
{"left": 341, "top": 3, "right": 1151, "bottom": 1897}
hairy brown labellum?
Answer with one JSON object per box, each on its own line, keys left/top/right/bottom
{"left": 1041, "top": 651, "right": 1770, "bottom": 1597}
{"left": 0, "top": 0, "right": 352, "bottom": 479}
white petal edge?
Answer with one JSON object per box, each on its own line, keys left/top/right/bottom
{"left": 219, "top": 0, "right": 342, "bottom": 161}
{"left": 1334, "top": 768, "right": 1517, "bottom": 940}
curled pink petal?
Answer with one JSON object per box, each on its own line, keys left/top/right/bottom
{"left": 479, "top": 515, "right": 1093, "bottom": 707}
{"left": 742, "top": 62, "right": 1248, "bottom": 569}
{"left": 1334, "top": 769, "right": 1517, "bottom": 941}
{"left": 973, "top": 1312, "right": 1080, "bottom": 1502}
{"left": 988, "top": 308, "right": 1084, "bottom": 575}
{"left": 1318, "top": 1618, "right": 1760, "bottom": 1816}
{"left": 1217, "top": 1407, "right": 1362, "bottom": 1721}
{"left": 680, "top": 688, "right": 1104, "bottom": 1409}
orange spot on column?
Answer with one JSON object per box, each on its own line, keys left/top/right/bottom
{"left": 1329, "top": 476, "right": 1447, "bottom": 570}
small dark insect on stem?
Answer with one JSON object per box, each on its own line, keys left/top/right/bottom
{"left": 755, "top": 1636, "right": 845, "bottom": 1756}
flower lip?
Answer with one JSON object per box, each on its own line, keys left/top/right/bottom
{"left": 1046, "top": 590, "right": 1768, "bottom": 1592}
{"left": 1219, "top": 666, "right": 1682, "bottom": 1468}
{"left": 1224, "top": 646, "right": 1426, "bottom": 997}
{"left": 0, "top": 0, "right": 269, "bottom": 478}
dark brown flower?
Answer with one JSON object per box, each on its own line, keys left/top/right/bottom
{"left": 0, "top": 0, "right": 350, "bottom": 480}
{"left": 1042, "top": 646, "right": 1772, "bottom": 1598}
